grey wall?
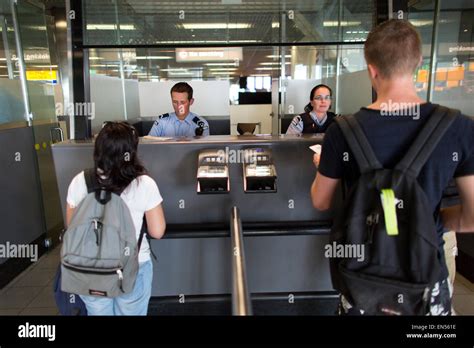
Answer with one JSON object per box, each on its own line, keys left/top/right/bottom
{"left": 338, "top": 70, "right": 372, "bottom": 115}
{"left": 125, "top": 79, "right": 140, "bottom": 120}
{"left": 90, "top": 75, "right": 127, "bottom": 133}
{"left": 0, "top": 127, "right": 46, "bottom": 264}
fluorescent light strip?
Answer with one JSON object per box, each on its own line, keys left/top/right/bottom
{"left": 210, "top": 71, "right": 237, "bottom": 75}
{"left": 135, "top": 56, "right": 173, "bottom": 60}
{"left": 24, "top": 26, "right": 46, "bottom": 31}
{"left": 260, "top": 62, "right": 290, "bottom": 65}
{"left": 323, "top": 21, "right": 361, "bottom": 27}
{"left": 156, "top": 40, "right": 260, "bottom": 44}
{"left": 266, "top": 55, "right": 291, "bottom": 58}
{"left": 205, "top": 62, "right": 239, "bottom": 66}
{"left": 90, "top": 64, "right": 119, "bottom": 67}
{"left": 208, "top": 68, "right": 237, "bottom": 71}
{"left": 256, "top": 67, "right": 280, "bottom": 70}
{"left": 180, "top": 23, "right": 252, "bottom": 30}
{"left": 167, "top": 72, "right": 197, "bottom": 75}
{"left": 160, "top": 68, "right": 189, "bottom": 72}
{"left": 86, "top": 24, "right": 136, "bottom": 30}
{"left": 409, "top": 19, "right": 433, "bottom": 27}
{"left": 29, "top": 65, "right": 58, "bottom": 68}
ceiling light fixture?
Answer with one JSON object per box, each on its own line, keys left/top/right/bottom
{"left": 205, "top": 62, "right": 239, "bottom": 66}
{"left": 179, "top": 23, "right": 252, "bottom": 30}
{"left": 256, "top": 67, "right": 280, "bottom": 70}
{"left": 208, "top": 68, "right": 238, "bottom": 71}
{"left": 156, "top": 40, "right": 260, "bottom": 44}
{"left": 209, "top": 71, "right": 237, "bottom": 75}
{"left": 86, "top": 24, "right": 136, "bottom": 30}
{"left": 266, "top": 55, "right": 291, "bottom": 58}
{"left": 323, "top": 21, "right": 361, "bottom": 27}
{"left": 259, "top": 62, "right": 290, "bottom": 65}
{"left": 135, "top": 56, "right": 173, "bottom": 60}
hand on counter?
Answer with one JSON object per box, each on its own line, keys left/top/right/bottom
{"left": 310, "top": 144, "right": 322, "bottom": 168}
{"left": 313, "top": 153, "right": 321, "bottom": 167}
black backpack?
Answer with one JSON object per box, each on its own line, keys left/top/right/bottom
{"left": 331, "top": 105, "right": 459, "bottom": 315}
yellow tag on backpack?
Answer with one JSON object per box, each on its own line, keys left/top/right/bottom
{"left": 380, "top": 189, "right": 399, "bottom": 236}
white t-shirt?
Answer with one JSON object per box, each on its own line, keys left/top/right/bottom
{"left": 66, "top": 172, "right": 163, "bottom": 263}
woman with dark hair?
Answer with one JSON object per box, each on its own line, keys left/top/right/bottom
{"left": 65, "top": 121, "right": 166, "bottom": 315}
{"left": 286, "top": 84, "right": 337, "bottom": 135}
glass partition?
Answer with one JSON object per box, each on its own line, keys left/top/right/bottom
{"left": 408, "top": 1, "right": 436, "bottom": 102}
{"left": 83, "top": 0, "right": 374, "bottom": 46}
{"left": 87, "top": 42, "right": 370, "bottom": 135}
{"left": 81, "top": 0, "right": 377, "bottom": 135}
{"left": 13, "top": 0, "right": 63, "bottom": 243}
{"left": 16, "top": 0, "right": 57, "bottom": 122}
{"left": 282, "top": 44, "right": 371, "bottom": 133}
{"left": 409, "top": 0, "right": 473, "bottom": 116}
{"left": 431, "top": 0, "right": 474, "bottom": 116}
{"left": 0, "top": 3, "right": 25, "bottom": 126}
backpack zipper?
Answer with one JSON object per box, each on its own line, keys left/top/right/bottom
{"left": 92, "top": 219, "right": 103, "bottom": 246}
{"left": 117, "top": 269, "right": 124, "bottom": 292}
{"left": 62, "top": 263, "right": 122, "bottom": 275}
{"left": 366, "top": 213, "right": 379, "bottom": 244}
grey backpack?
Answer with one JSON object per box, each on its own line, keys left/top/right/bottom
{"left": 61, "top": 169, "right": 144, "bottom": 298}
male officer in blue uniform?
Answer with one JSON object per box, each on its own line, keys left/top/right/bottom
{"left": 148, "top": 82, "right": 210, "bottom": 137}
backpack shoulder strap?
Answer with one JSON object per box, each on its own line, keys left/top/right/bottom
{"left": 335, "top": 115, "right": 383, "bottom": 174}
{"left": 84, "top": 168, "right": 100, "bottom": 193}
{"left": 137, "top": 216, "right": 148, "bottom": 251}
{"left": 84, "top": 168, "right": 112, "bottom": 204}
{"left": 395, "top": 105, "right": 459, "bottom": 177}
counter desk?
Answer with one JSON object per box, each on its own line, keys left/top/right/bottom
{"left": 52, "top": 135, "right": 340, "bottom": 314}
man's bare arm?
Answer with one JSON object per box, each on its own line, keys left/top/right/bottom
{"left": 441, "top": 175, "right": 474, "bottom": 233}
{"left": 311, "top": 172, "right": 340, "bottom": 211}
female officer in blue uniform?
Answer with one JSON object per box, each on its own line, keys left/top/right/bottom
{"left": 286, "top": 84, "right": 336, "bottom": 135}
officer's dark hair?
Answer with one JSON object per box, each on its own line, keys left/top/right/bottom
{"left": 171, "top": 82, "right": 193, "bottom": 100}
{"left": 305, "top": 84, "right": 332, "bottom": 112}
{"left": 364, "top": 19, "right": 421, "bottom": 78}
{"left": 310, "top": 84, "right": 332, "bottom": 100}
{"left": 94, "top": 121, "right": 147, "bottom": 193}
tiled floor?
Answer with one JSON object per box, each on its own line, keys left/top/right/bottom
{"left": 1, "top": 245, "right": 473, "bottom": 315}
{"left": 0, "top": 246, "right": 59, "bottom": 315}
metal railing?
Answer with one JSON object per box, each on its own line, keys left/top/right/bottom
{"left": 230, "top": 206, "right": 253, "bottom": 315}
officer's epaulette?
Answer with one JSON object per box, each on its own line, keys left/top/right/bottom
{"left": 291, "top": 114, "right": 302, "bottom": 126}
{"left": 154, "top": 113, "right": 169, "bottom": 126}
{"left": 192, "top": 116, "right": 206, "bottom": 128}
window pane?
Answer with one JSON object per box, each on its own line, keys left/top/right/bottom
{"left": 432, "top": 1, "right": 474, "bottom": 116}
